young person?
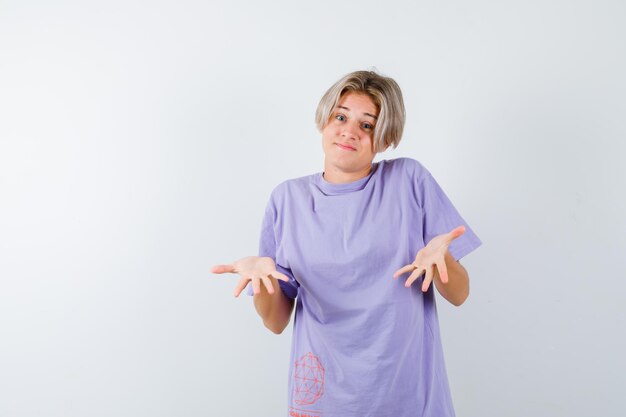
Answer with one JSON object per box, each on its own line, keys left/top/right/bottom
{"left": 212, "top": 70, "right": 482, "bottom": 417}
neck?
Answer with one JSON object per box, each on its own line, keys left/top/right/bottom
{"left": 322, "top": 163, "right": 372, "bottom": 184}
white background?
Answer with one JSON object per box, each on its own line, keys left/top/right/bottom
{"left": 1, "top": 0, "right": 625, "bottom": 416}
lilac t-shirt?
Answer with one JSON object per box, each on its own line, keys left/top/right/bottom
{"left": 248, "top": 157, "right": 482, "bottom": 417}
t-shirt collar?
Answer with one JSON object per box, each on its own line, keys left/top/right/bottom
{"left": 315, "top": 162, "right": 379, "bottom": 195}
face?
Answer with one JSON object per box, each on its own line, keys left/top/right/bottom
{"left": 321, "top": 92, "right": 380, "bottom": 180}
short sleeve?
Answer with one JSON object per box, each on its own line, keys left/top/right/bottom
{"left": 419, "top": 171, "right": 482, "bottom": 261}
{"left": 246, "top": 197, "right": 300, "bottom": 298}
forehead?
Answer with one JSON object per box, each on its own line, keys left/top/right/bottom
{"left": 337, "top": 92, "right": 378, "bottom": 116}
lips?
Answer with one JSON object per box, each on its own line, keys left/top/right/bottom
{"left": 335, "top": 142, "right": 356, "bottom": 151}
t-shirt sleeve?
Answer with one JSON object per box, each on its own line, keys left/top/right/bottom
{"left": 245, "top": 197, "right": 300, "bottom": 298}
{"left": 419, "top": 170, "right": 482, "bottom": 261}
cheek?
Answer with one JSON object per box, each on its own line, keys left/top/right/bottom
{"left": 321, "top": 132, "right": 333, "bottom": 150}
{"left": 322, "top": 127, "right": 337, "bottom": 143}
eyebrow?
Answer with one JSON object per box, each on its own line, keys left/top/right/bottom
{"left": 337, "top": 105, "right": 378, "bottom": 120}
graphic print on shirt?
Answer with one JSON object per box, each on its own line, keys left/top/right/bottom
{"left": 293, "top": 352, "right": 325, "bottom": 404}
{"left": 290, "top": 352, "right": 324, "bottom": 417}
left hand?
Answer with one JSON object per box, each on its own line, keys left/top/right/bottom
{"left": 393, "top": 226, "right": 466, "bottom": 292}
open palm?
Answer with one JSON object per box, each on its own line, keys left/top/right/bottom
{"left": 211, "top": 256, "right": 289, "bottom": 297}
{"left": 393, "top": 226, "right": 465, "bottom": 292}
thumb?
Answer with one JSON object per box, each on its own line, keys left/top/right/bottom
{"left": 448, "top": 225, "right": 465, "bottom": 240}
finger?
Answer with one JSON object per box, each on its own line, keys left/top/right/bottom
{"left": 447, "top": 226, "right": 466, "bottom": 241}
{"left": 422, "top": 265, "right": 435, "bottom": 292}
{"left": 261, "top": 276, "right": 275, "bottom": 294}
{"left": 393, "top": 264, "right": 415, "bottom": 279}
{"left": 422, "top": 265, "right": 433, "bottom": 292}
{"left": 404, "top": 265, "right": 425, "bottom": 288}
{"left": 251, "top": 277, "right": 261, "bottom": 295}
{"left": 232, "top": 276, "right": 250, "bottom": 297}
{"left": 436, "top": 259, "right": 449, "bottom": 284}
{"left": 212, "top": 264, "right": 236, "bottom": 274}
{"left": 270, "top": 270, "right": 290, "bottom": 283}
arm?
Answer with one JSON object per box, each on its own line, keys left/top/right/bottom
{"left": 433, "top": 249, "right": 470, "bottom": 307}
{"left": 253, "top": 276, "right": 295, "bottom": 334}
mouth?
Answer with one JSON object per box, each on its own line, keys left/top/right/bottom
{"left": 335, "top": 143, "right": 356, "bottom": 151}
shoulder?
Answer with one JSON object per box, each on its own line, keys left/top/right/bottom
{"left": 379, "top": 157, "right": 431, "bottom": 182}
{"left": 267, "top": 172, "right": 317, "bottom": 204}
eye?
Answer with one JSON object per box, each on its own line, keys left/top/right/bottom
{"left": 335, "top": 114, "right": 346, "bottom": 122}
{"left": 362, "top": 122, "right": 374, "bottom": 130}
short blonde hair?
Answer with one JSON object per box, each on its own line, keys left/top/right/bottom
{"left": 315, "top": 70, "right": 405, "bottom": 153}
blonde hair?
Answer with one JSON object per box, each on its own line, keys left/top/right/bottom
{"left": 315, "top": 70, "right": 405, "bottom": 153}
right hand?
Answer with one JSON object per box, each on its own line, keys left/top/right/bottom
{"left": 211, "top": 256, "right": 290, "bottom": 297}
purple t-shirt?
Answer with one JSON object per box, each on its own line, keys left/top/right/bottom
{"left": 248, "top": 157, "right": 482, "bottom": 417}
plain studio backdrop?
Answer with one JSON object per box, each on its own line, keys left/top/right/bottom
{"left": 1, "top": 0, "right": 625, "bottom": 416}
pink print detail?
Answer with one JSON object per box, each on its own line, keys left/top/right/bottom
{"left": 293, "top": 352, "right": 325, "bottom": 405}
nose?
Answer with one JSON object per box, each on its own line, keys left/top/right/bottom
{"left": 341, "top": 121, "right": 359, "bottom": 140}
